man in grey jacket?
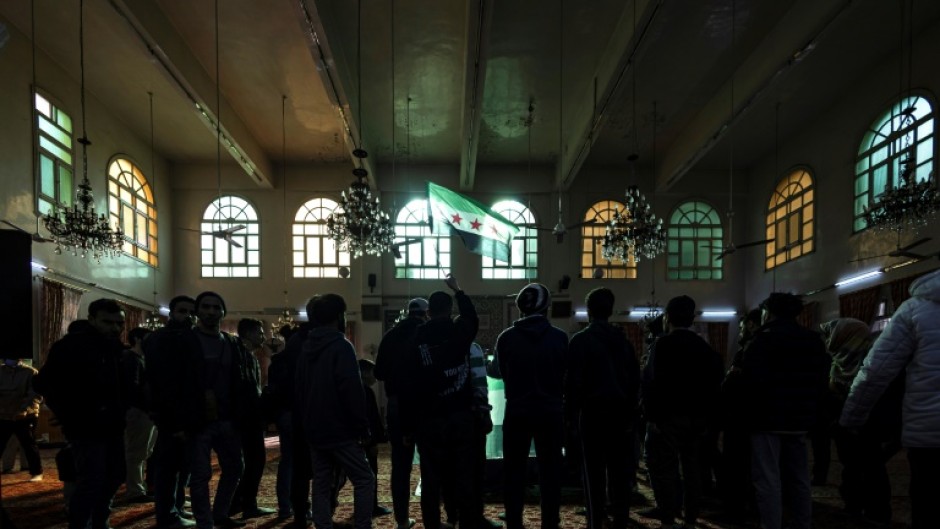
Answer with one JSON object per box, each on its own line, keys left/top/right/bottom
{"left": 841, "top": 269, "right": 940, "bottom": 529}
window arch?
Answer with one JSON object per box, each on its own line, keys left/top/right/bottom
{"left": 854, "top": 95, "right": 935, "bottom": 231}
{"left": 482, "top": 200, "right": 537, "bottom": 279}
{"left": 581, "top": 200, "right": 636, "bottom": 279}
{"left": 200, "top": 195, "right": 260, "bottom": 278}
{"left": 766, "top": 168, "right": 815, "bottom": 270}
{"left": 292, "top": 198, "right": 350, "bottom": 278}
{"left": 107, "top": 157, "right": 157, "bottom": 266}
{"left": 667, "top": 201, "right": 722, "bottom": 280}
{"left": 395, "top": 199, "right": 450, "bottom": 279}
{"left": 34, "top": 91, "right": 74, "bottom": 215}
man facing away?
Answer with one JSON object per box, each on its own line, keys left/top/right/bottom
{"left": 0, "top": 357, "right": 44, "bottom": 482}
{"left": 566, "top": 288, "right": 639, "bottom": 529}
{"left": 296, "top": 294, "right": 375, "bottom": 529}
{"left": 492, "top": 283, "right": 567, "bottom": 529}
{"left": 122, "top": 327, "right": 155, "bottom": 503}
{"left": 374, "top": 298, "right": 429, "bottom": 529}
{"left": 643, "top": 295, "right": 724, "bottom": 529}
{"left": 36, "top": 298, "right": 127, "bottom": 529}
{"left": 145, "top": 295, "right": 197, "bottom": 529}
{"left": 737, "top": 293, "right": 830, "bottom": 529}
{"left": 841, "top": 269, "right": 940, "bottom": 529}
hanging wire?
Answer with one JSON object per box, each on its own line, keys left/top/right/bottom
{"left": 214, "top": 0, "right": 222, "bottom": 226}
{"left": 282, "top": 94, "right": 289, "bottom": 289}
{"left": 727, "top": 0, "right": 735, "bottom": 246}
{"left": 78, "top": 0, "right": 90, "bottom": 184}
{"left": 390, "top": 1, "right": 397, "bottom": 210}
{"left": 149, "top": 90, "right": 159, "bottom": 313}
{"left": 30, "top": 0, "right": 36, "bottom": 96}
{"left": 773, "top": 102, "right": 780, "bottom": 291}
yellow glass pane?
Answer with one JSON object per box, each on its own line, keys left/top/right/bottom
{"left": 766, "top": 258, "right": 775, "bottom": 269}
{"left": 803, "top": 206, "right": 814, "bottom": 221}
{"left": 802, "top": 223, "right": 813, "bottom": 240}
{"left": 803, "top": 241, "right": 813, "bottom": 254}
{"left": 151, "top": 239, "right": 158, "bottom": 253}
{"left": 120, "top": 188, "right": 132, "bottom": 203}
{"left": 804, "top": 189, "right": 814, "bottom": 204}
{"left": 109, "top": 196, "right": 119, "bottom": 214}
{"left": 797, "top": 170, "right": 811, "bottom": 187}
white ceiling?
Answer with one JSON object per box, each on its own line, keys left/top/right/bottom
{"left": 2, "top": 0, "right": 938, "bottom": 192}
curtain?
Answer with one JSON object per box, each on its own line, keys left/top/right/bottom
{"left": 838, "top": 286, "right": 880, "bottom": 324}
{"left": 623, "top": 322, "right": 645, "bottom": 361}
{"left": 346, "top": 321, "right": 358, "bottom": 356}
{"left": 796, "top": 301, "right": 819, "bottom": 330}
{"left": 118, "top": 302, "right": 147, "bottom": 344}
{"left": 707, "top": 322, "right": 729, "bottom": 364}
{"left": 39, "top": 279, "right": 84, "bottom": 367}
{"left": 890, "top": 268, "right": 937, "bottom": 309}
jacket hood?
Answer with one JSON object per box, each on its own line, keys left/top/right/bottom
{"left": 910, "top": 269, "right": 940, "bottom": 301}
{"left": 512, "top": 314, "right": 551, "bottom": 338}
{"left": 304, "top": 328, "right": 347, "bottom": 358}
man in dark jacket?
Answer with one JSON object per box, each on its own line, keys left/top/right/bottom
{"left": 403, "top": 275, "right": 479, "bottom": 529}
{"left": 566, "top": 288, "right": 639, "bottom": 529}
{"left": 122, "top": 326, "right": 154, "bottom": 503}
{"left": 374, "top": 298, "right": 428, "bottom": 529}
{"left": 492, "top": 283, "right": 567, "bottom": 529}
{"left": 37, "top": 298, "right": 127, "bottom": 529}
{"left": 643, "top": 295, "right": 724, "bottom": 529}
{"left": 738, "top": 293, "right": 829, "bottom": 529}
{"left": 144, "top": 295, "right": 196, "bottom": 529}
{"left": 296, "top": 294, "right": 374, "bottom": 529}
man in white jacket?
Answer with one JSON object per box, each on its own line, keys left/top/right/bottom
{"left": 841, "top": 269, "right": 940, "bottom": 529}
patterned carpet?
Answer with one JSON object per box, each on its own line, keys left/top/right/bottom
{"left": 0, "top": 441, "right": 914, "bottom": 529}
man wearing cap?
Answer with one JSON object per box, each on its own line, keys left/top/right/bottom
{"left": 153, "top": 291, "right": 258, "bottom": 529}
{"left": 375, "top": 297, "right": 429, "bottom": 529}
{"left": 492, "top": 283, "right": 568, "bottom": 529}
{"left": 643, "top": 295, "right": 723, "bottom": 529}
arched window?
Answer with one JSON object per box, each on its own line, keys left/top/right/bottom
{"left": 200, "top": 195, "right": 260, "bottom": 278}
{"left": 292, "top": 198, "right": 350, "bottom": 278}
{"left": 395, "top": 199, "right": 450, "bottom": 279}
{"left": 766, "top": 168, "right": 815, "bottom": 270}
{"left": 34, "top": 91, "right": 74, "bottom": 215}
{"left": 855, "top": 95, "right": 934, "bottom": 231}
{"left": 482, "top": 200, "right": 537, "bottom": 279}
{"left": 667, "top": 201, "right": 722, "bottom": 280}
{"left": 581, "top": 200, "right": 636, "bottom": 279}
{"left": 107, "top": 157, "right": 157, "bottom": 266}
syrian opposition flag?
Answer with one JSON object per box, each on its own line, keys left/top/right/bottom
{"left": 427, "top": 182, "right": 519, "bottom": 262}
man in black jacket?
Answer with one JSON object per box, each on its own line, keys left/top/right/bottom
{"left": 493, "top": 283, "right": 567, "bottom": 529}
{"left": 296, "top": 294, "right": 374, "bottom": 529}
{"left": 122, "top": 326, "right": 154, "bottom": 503}
{"left": 402, "top": 275, "right": 479, "bottom": 529}
{"left": 738, "top": 293, "right": 829, "bottom": 529}
{"left": 643, "top": 295, "right": 723, "bottom": 529}
{"left": 566, "top": 288, "right": 639, "bottom": 529}
{"left": 37, "top": 298, "right": 127, "bottom": 529}
{"left": 374, "top": 298, "right": 428, "bottom": 529}
{"left": 144, "top": 295, "right": 196, "bottom": 529}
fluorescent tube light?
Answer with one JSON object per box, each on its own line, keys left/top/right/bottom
{"left": 835, "top": 270, "right": 883, "bottom": 287}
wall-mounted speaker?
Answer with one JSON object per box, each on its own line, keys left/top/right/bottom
{"left": 558, "top": 274, "right": 571, "bottom": 291}
{"left": 0, "top": 230, "right": 32, "bottom": 359}
{"left": 368, "top": 273, "right": 377, "bottom": 293}
{"left": 550, "top": 301, "right": 572, "bottom": 319}
{"left": 361, "top": 304, "right": 382, "bottom": 322}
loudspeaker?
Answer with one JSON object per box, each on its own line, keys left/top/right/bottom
{"left": 558, "top": 274, "right": 571, "bottom": 291}
{"left": 361, "top": 304, "right": 381, "bottom": 322}
{"left": 0, "top": 230, "right": 32, "bottom": 359}
{"left": 550, "top": 300, "right": 572, "bottom": 319}
{"left": 368, "top": 273, "right": 377, "bottom": 293}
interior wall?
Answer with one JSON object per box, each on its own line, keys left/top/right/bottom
{"left": 0, "top": 15, "right": 174, "bottom": 357}
{"left": 740, "top": 16, "right": 940, "bottom": 321}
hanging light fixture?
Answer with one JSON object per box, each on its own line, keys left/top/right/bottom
{"left": 271, "top": 95, "right": 297, "bottom": 343}
{"left": 43, "top": 0, "right": 124, "bottom": 259}
{"left": 326, "top": 0, "right": 395, "bottom": 258}
{"left": 863, "top": 0, "right": 940, "bottom": 232}
{"left": 142, "top": 91, "right": 163, "bottom": 331}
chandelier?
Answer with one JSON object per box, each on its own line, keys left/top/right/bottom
{"left": 143, "top": 306, "right": 164, "bottom": 331}
{"left": 327, "top": 151, "right": 395, "bottom": 257}
{"left": 42, "top": 0, "right": 123, "bottom": 259}
{"left": 602, "top": 185, "right": 666, "bottom": 263}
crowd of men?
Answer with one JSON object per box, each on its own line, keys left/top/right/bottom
{"left": 19, "top": 268, "right": 940, "bottom": 529}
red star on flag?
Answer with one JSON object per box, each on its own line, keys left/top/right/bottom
{"left": 470, "top": 219, "right": 482, "bottom": 230}
{"left": 451, "top": 213, "right": 463, "bottom": 225}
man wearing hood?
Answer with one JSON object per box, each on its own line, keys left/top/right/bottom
{"left": 493, "top": 283, "right": 567, "bottom": 529}
{"left": 295, "top": 294, "right": 374, "bottom": 529}
{"left": 841, "top": 268, "right": 940, "bottom": 529}
{"left": 566, "top": 288, "right": 638, "bottom": 529}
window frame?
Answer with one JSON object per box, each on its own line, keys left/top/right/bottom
{"left": 582, "top": 200, "right": 636, "bottom": 279}
{"left": 33, "top": 88, "right": 75, "bottom": 216}
{"left": 666, "top": 200, "right": 723, "bottom": 281}
{"left": 481, "top": 200, "right": 538, "bottom": 280}
{"left": 106, "top": 156, "right": 158, "bottom": 267}
{"left": 394, "top": 199, "right": 451, "bottom": 280}
{"left": 200, "top": 195, "right": 261, "bottom": 278}
{"left": 765, "top": 167, "right": 815, "bottom": 270}
{"left": 292, "top": 197, "right": 351, "bottom": 279}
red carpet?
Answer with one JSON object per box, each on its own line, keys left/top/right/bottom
{"left": 0, "top": 443, "right": 914, "bottom": 529}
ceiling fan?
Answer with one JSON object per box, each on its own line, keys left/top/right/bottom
{"left": 849, "top": 237, "right": 934, "bottom": 263}
{"left": 537, "top": 194, "right": 599, "bottom": 243}
{"left": 1, "top": 217, "right": 55, "bottom": 244}
{"left": 390, "top": 238, "right": 422, "bottom": 259}
{"left": 704, "top": 237, "right": 776, "bottom": 262}
{"left": 179, "top": 224, "right": 247, "bottom": 248}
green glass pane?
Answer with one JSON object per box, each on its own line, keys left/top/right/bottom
{"left": 39, "top": 154, "right": 55, "bottom": 197}
{"left": 700, "top": 270, "right": 712, "bottom": 280}
{"left": 56, "top": 108, "right": 72, "bottom": 132}
{"left": 60, "top": 166, "right": 73, "bottom": 206}
{"left": 871, "top": 146, "right": 888, "bottom": 166}
{"left": 668, "top": 240, "right": 678, "bottom": 252}
{"left": 855, "top": 176, "right": 869, "bottom": 195}
{"left": 714, "top": 270, "right": 723, "bottom": 280}
{"left": 681, "top": 241, "right": 695, "bottom": 265}
{"left": 872, "top": 166, "right": 887, "bottom": 195}
{"left": 39, "top": 137, "right": 72, "bottom": 165}
{"left": 39, "top": 115, "right": 72, "bottom": 148}
{"left": 917, "top": 161, "right": 933, "bottom": 182}
{"left": 667, "top": 270, "right": 678, "bottom": 280}
{"left": 38, "top": 198, "right": 53, "bottom": 215}
{"left": 854, "top": 199, "right": 867, "bottom": 216}
{"left": 854, "top": 218, "right": 867, "bottom": 231}
{"left": 679, "top": 227, "right": 694, "bottom": 238}
{"left": 34, "top": 93, "right": 51, "bottom": 117}
{"left": 917, "top": 140, "right": 932, "bottom": 168}
{"left": 668, "top": 255, "right": 678, "bottom": 267}
{"left": 679, "top": 270, "right": 693, "bottom": 280}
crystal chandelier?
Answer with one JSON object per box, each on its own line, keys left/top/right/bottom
{"left": 327, "top": 151, "right": 395, "bottom": 257}
{"left": 602, "top": 185, "right": 666, "bottom": 263}
{"left": 143, "top": 306, "right": 163, "bottom": 331}
{"left": 42, "top": 0, "right": 123, "bottom": 260}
